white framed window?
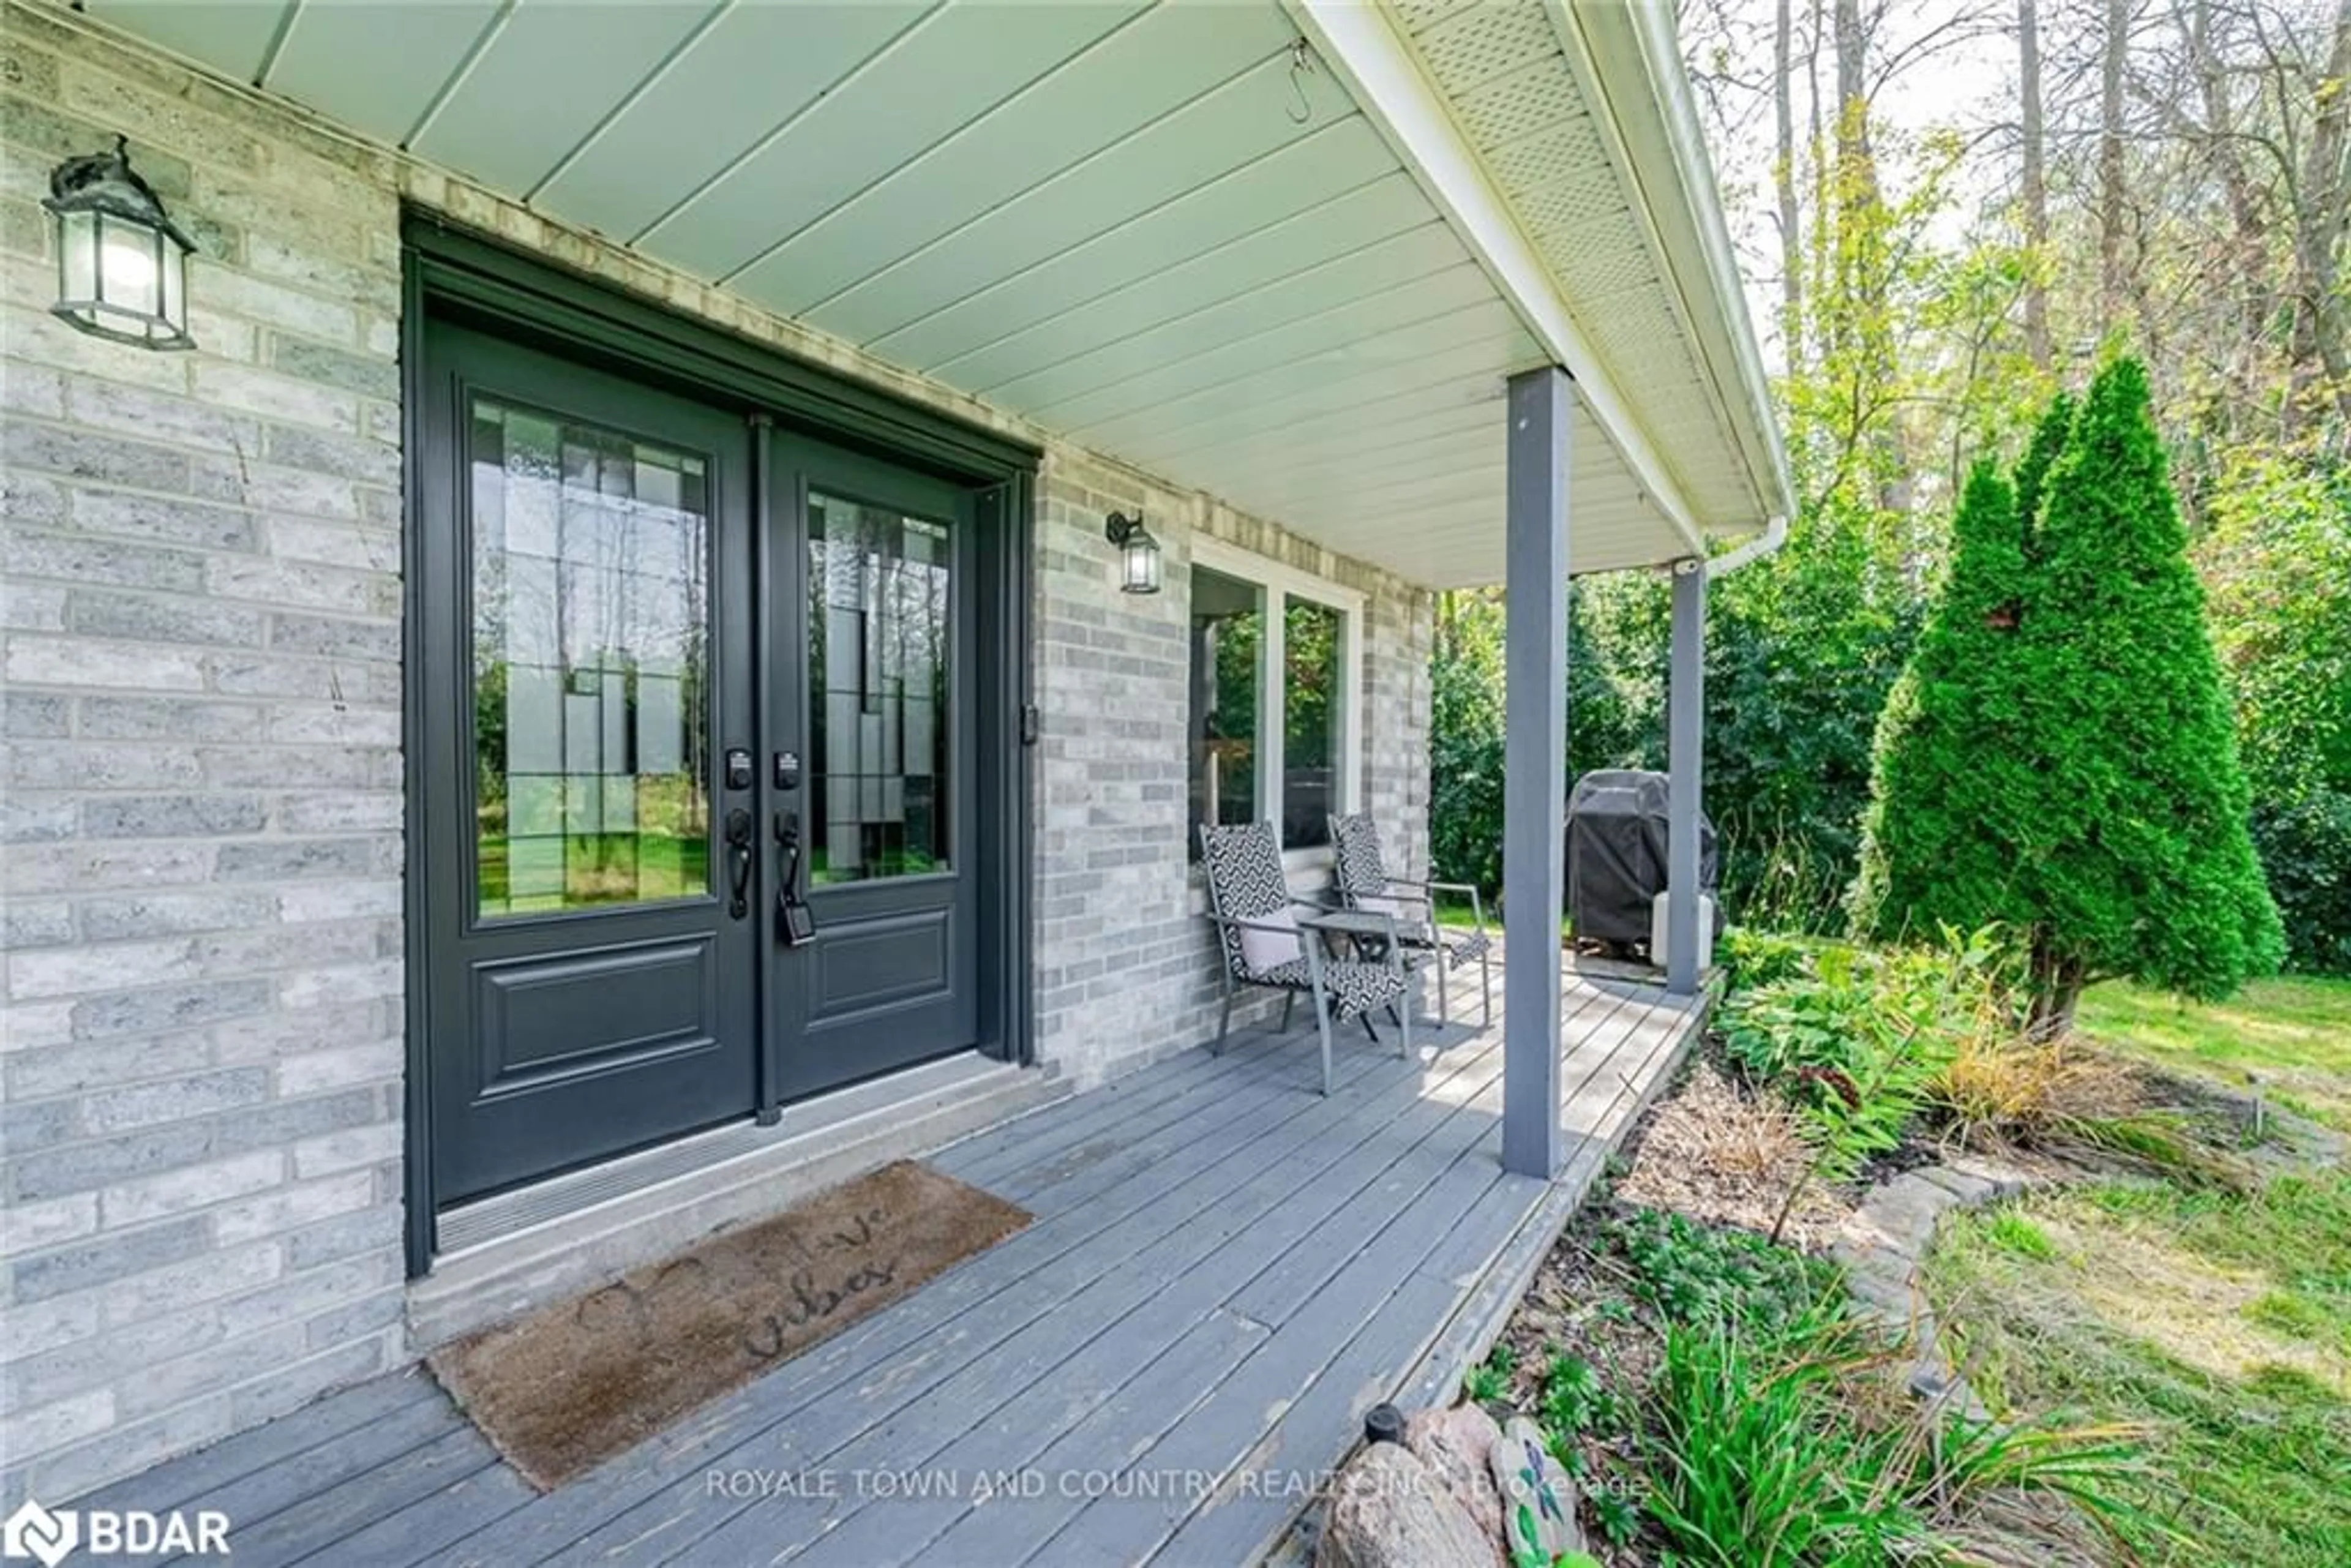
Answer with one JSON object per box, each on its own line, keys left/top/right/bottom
{"left": 1186, "top": 538, "right": 1365, "bottom": 866}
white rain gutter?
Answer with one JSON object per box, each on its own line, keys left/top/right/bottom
{"left": 1559, "top": 0, "right": 1796, "bottom": 574}
{"left": 1706, "top": 512, "right": 1788, "bottom": 576}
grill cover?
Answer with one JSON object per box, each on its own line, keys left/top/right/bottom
{"left": 1565, "top": 770, "right": 1721, "bottom": 948}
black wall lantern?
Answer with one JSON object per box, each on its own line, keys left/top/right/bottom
{"left": 1104, "top": 511, "right": 1161, "bottom": 595}
{"left": 45, "top": 135, "right": 198, "bottom": 351}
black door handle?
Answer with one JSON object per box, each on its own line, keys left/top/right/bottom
{"left": 774, "top": 811, "right": 814, "bottom": 946}
{"left": 724, "top": 808, "right": 754, "bottom": 918}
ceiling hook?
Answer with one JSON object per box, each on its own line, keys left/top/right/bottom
{"left": 1286, "top": 37, "right": 1315, "bottom": 125}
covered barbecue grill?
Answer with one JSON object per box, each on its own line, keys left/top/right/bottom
{"left": 1566, "top": 769, "right": 1723, "bottom": 953}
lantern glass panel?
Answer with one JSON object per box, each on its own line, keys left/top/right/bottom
{"left": 99, "top": 217, "right": 159, "bottom": 317}
{"left": 58, "top": 209, "right": 96, "bottom": 302}
{"left": 159, "top": 241, "right": 185, "bottom": 339}
{"left": 1122, "top": 535, "right": 1160, "bottom": 593}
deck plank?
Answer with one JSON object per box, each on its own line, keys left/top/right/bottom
{"left": 749, "top": 1023, "right": 1540, "bottom": 1564}
{"left": 78, "top": 958, "right": 1704, "bottom": 1568}
{"left": 594, "top": 1030, "right": 1517, "bottom": 1563}
{"left": 1031, "top": 1152, "right": 1523, "bottom": 1563}
{"left": 73, "top": 1367, "right": 446, "bottom": 1520}
{"left": 200, "top": 1427, "right": 499, "bottom": 1567}
{"left": 440, "top": 1009, "right": 1499, "bottom": 1564}
{"left": 133, "top": 1390, "right": 462, "bottom": 1552}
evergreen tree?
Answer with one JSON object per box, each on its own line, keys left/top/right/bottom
{"left": 1848, "top": 462, "right": 2035, "bottom": 942}
{"left": 2011, "top": 388, "right": 2074, "bottom": 541}
{"left": 2017, "top": 359, "right": 2282, "bottom": 1025}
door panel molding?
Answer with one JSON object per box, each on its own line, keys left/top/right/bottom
{"left": 807, "top": 909, "right": 955, "bottom": 1022}
{"left": 476, "top": 937, "right": 721, "bottom": 1093}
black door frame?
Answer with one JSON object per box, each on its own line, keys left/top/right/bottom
{"left": 400, "top": 216, "right": 1038, "bottom": 1276}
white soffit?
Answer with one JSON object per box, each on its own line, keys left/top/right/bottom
{"left": 75, "top": 0, "right": 1780, "bottom": 587}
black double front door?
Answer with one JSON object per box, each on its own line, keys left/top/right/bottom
{"left": 418, "top": 324, "right": 985, "bottom": 1207}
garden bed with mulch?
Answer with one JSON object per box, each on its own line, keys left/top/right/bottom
{"left": 1459, "top": 942, "right": 2344, "bottom": 1567}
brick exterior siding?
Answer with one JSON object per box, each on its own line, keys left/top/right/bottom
{"left": 0, "top": 0, "right": 1432, "bottom": 1498}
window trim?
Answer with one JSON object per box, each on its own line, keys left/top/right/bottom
{"left": 1190, "top": 537, "right": 1366, "bottom": 869}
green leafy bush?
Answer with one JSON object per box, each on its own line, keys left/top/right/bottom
{"left": 1719, "top": 929, "right": 2013, "bottom": 1179}
{"left": 1716, "top": 927, "right": 1831, "bottom": 996}
{"left": 1645, "top": 1287, "right": 2153, "bottom": 1567}
{"left": 1849, "top": 462, "right": 2039, "bottom": 953}
{"left": 2252, "top": 791, "right": 2351, "bottom": 976}
{"left": 2200, "top": 446, "right": 2351, "bottom": 974}
{"left": 1463, "top": 1340, "right": 1514, "bottom": 1404}
{"left": 1608, "top": 1208, "right": 1839, "bottom": 1332}
{"left": 2020, "top": 360, "right": 2284, "bottom": 1015}
{"left": 1851, "top": 365, "right": 2287, "bottom": 1022}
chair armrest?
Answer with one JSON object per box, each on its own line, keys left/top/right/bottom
{"left": 1419, "top": 879, "right": 1487, "bottom": 932}
{"left": 1343, "top": 880, "right": 1433, "bottom": 913}
{"left": 1205, "top": 912, "right": 1309, "bottom": 936}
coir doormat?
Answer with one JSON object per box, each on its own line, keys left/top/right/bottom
{"left": 428, "top": 1160, "right": 1030, "bottom": 1490}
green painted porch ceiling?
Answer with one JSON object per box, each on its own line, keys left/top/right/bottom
{"left": 83, "top": 0, "right": 1773, "bottom": 587}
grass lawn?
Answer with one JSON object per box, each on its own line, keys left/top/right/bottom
{"left": 1928, "top": 972, "right": 2351, "bottom": 1567}
{"left": 1433, "top": 888, "right": 1572, "bottom": 937}
{"left": 2075, "top": 973, "right": 2351, "bottom": 1130}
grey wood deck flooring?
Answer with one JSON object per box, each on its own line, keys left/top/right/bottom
{"left": 81, "top": 958, "right": 1702, "bottom": 1567}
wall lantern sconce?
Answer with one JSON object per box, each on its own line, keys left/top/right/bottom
{"left": 45, "top": 135, "right": 197, "bottom": 351}
{"left": 1105, "top": 511, "right": 1161, "bottom": 595}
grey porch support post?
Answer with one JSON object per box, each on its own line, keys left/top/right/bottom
{"left": 1665, "top": 559, "right": 1707, "bottom": 994}
{"left": 1502, "top": 367, "right": 1570, "bottom": 1178}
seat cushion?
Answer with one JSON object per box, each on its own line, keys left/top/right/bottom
{"left": 1238, "top": 906, "right": 1304, "bottom": 974}
{"left": 1248, "top": 956, "right": 1405, "bottom": 1022}
{"left": 1319, "top": 959, "right": 1409, "bottom": 1021}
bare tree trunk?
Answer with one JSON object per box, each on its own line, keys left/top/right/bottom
{"left": 2186, "top": 0, "right": 2272, "bottom": 388}
{"left": 1775, "top": 0, "right": 1804, "bottom": 366}
{"left": 1808, "top": 0, "right": 1829, "bottom": 366}
{"left": 1834, "top": 0, "right": 1878, "bottom": 209}
{"left": 1832, "top": 0, "right": 1913, "bottom": 522}
{"left": 2100, "top": 0, "right": 2132, "bottom": 329}
{"left": 2020, "top": 0, "right": 2053, "bottom": 369}
{"left": 2289, "top": 0, "right": 2351, "bottom": 430}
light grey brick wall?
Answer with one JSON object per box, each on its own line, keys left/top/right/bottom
{"left": 1030, "top": 451, "right": 1434, "bottom": 1089}
{"left": 2, "top": 1, "right": 407, "bottom": 1501}
{"left": 0, "top": 0, "right": 1434, "bottom": 1496}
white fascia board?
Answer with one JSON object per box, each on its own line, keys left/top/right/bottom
{"left": 1562, "top": 0, "right": 1796, "bottom": 527}
{"left": 1286, "top": 0, "right": 1710, "bottom": 562}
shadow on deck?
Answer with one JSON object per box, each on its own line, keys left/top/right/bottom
{"left": 73, "top": 955, "right": 1706, "bottom": 1566}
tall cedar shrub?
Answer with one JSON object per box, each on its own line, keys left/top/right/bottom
{"left": 2019, "top": 359, "right": 2282, "bottom": 1022}
{"left": 2011, "top": 388, "right": 2075, "bottom": 540}
{"left": 1848, "top": 463, "right": 2036, "bottom": 942}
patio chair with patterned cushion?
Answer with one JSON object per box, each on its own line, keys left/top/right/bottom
{"left": 1329, "top": 811, "right": 1494, "bottom": 1027}
{"left": 1199, "top": 821, "right": 1411, "bottom": 1095}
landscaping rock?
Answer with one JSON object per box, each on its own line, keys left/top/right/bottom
{"left": 1839, "top": 1157, "right": 2036, "bottom": 1429}
{"left": 1401, "top": 1404, "right": 1507, "bottom": 1566}
{"left": 1941, "top": 1153, "right": 2033, "bottom": 1201}
{"left": 1315, "top": 1441, "right": 1495, "bottom": 1568}
{"left": 1915, "top": 1163, "right": 1999, "bottom": 1203}
{"left": 1843, "top": 1172, "right": 1955, "bottom": 1256}
{"left": 1490, "top": 1415, "right": 1587, "bottom": 1564}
